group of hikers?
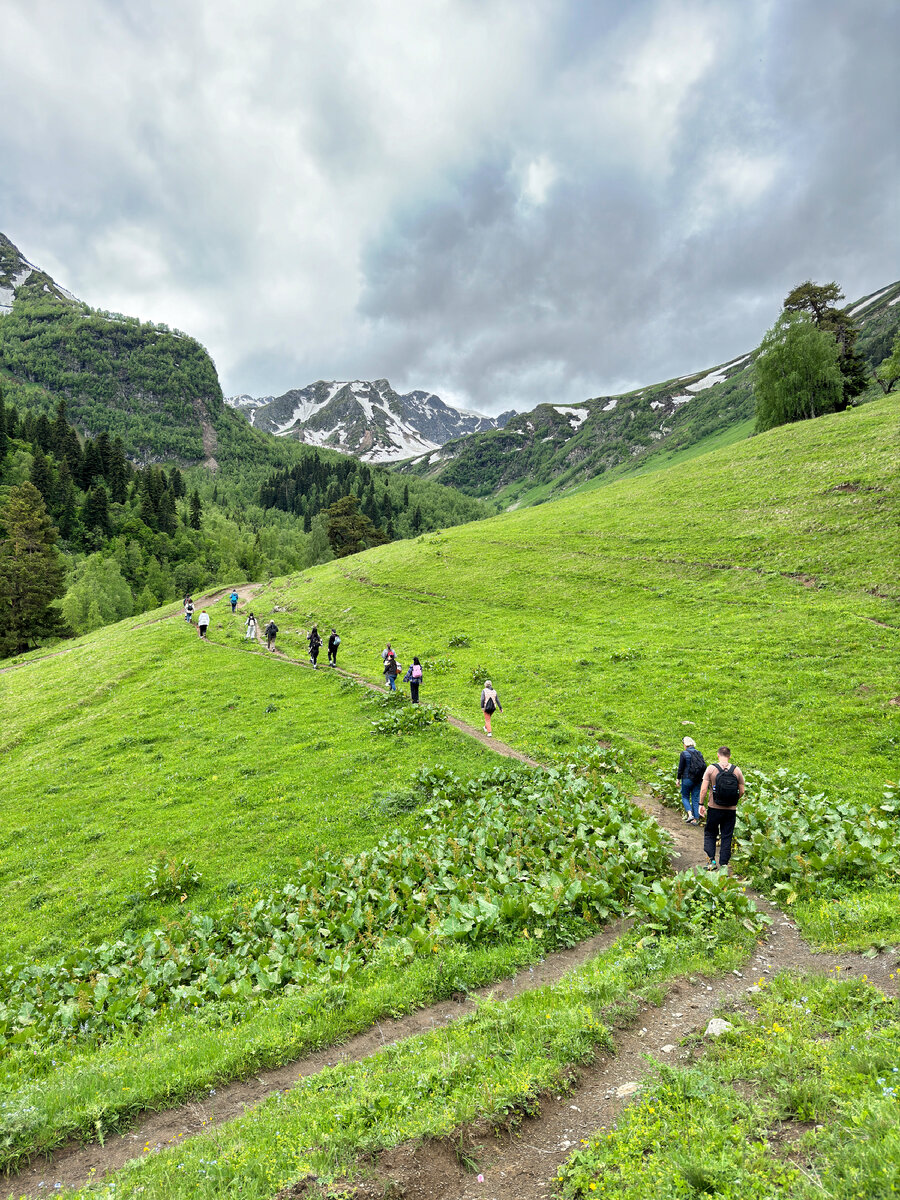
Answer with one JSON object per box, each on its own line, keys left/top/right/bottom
{"left": 183, "top": 593, "right": 745, "bottom": 872}
{"left": 676, "top": 736, "right": 746, "bottom": 874}
{"left": 183, "top": 594, "right": 504, "bottom": 732}
{"left": 182, "top": 596, "right": 211, "bottom": 638}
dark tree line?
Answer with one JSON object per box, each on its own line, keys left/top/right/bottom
{"left": 259, "top": 452, "right": 437, "bottom": 543}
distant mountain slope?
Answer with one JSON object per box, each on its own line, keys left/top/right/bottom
{"left": 226, "top": 378, "right": 515, "bottom": 462}
{"left": 397, "top": 280, "right": 900, "bottom": 504}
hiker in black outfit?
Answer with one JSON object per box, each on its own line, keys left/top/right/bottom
{"left": 265, "top": 619, "right": 278, "bottom": 651}
{"left": 676, "top": 736, "right": 706, "bottom": 825}
{"left": 699, "top": 747, "right": 746, "bottom": 875}
{"left": 307, "top": 625, "right": 322, "bottom": 668}
{"left": 327, "top": 628, "right": 340, "bottom": 667}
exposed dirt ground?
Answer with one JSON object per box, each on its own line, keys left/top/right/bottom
{"left": 5, "top": 593, "right": 898, "bottom": 1198}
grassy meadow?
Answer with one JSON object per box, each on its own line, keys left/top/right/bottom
{"left": 0, "top": 615, "right": 500, "bottom": 966}
{"left": 0, "top": 395, "right": 898, "bottom": 1196}
{"left": 227, "top": 395, "right": 899, "bottom": 804}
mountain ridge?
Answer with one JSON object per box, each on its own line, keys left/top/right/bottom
{"left": 226, "top": 378, "right": 515, "bottom": 462}
{"left": 396, "top": 279, "right": 900, "bottom": 505}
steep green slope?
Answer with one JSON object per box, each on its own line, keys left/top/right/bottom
{"left": 398, "top": 280, "right": 900, "bottom": 505}
{"left": 245, "top": 395, "right": 899, "bottom": 804}
{"left": 0, "top": 606, "right": 499, "bottom": 964}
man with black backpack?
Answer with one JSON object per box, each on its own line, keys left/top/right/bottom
{"left": 699, "top": 747, "right": 746, "bottom": 875}
{"left": 676, "top": 736, "right": 706, "bottom": 825}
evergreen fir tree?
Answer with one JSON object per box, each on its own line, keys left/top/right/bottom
{"left": 0, "top": 482, "right": 70, "bottom": 657}
{"left": 81, "top": 483, "right": 111, "bottom": 538}
{"left": 169, "top": 466, "right": 186, "bottom": 498}
{"left": 29, "top": 446, "right": 56, "bottom": 506}
{"left": 54, "top": 461, "right": 79, "bottom": 540}
{"left": 189, "top": 490, "right": 202, "bottom": 530}
{"left": 0, "top": 389, "right": 8, "bottom": 464}
{"left": 158, "top": 488, "right": 177, "bottom": 536}
{"left": 107, "top": 438, "right": 129, "bottom": 503}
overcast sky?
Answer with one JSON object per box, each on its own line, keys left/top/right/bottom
{"left": 3, "top": 0, "right": 898, "bottom": 414}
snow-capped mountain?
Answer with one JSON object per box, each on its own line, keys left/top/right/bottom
{"left": 225, "top": 379, "right": 515, "bottom": 463}
{"left": 0, "top": 232, "right": 82, "bottom": 312}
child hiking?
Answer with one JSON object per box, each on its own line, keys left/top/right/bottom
{"left": 307, "top": 625, "right": 322, "bottom": 668}
{"left": 699, "top": 747, "right": 746, "bottom": 875}
{"left": 676, "top": 736, "right": 706, "bottom": 825}
{"left": 480, "top": 680, "right": 502, "bottom": 737}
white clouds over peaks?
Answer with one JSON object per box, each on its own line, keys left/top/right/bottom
{"left": 1, "top": 0, "right": 898, "bottom": 412}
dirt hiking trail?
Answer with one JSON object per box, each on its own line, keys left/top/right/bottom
{"left": 5, "top": 590, "right": 898, "bottom": 1198}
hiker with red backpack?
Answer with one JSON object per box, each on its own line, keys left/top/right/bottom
{"left": 699, "top": 747, "right": 746, "bottom": 875}
{"left": 676, "top": 736, "right": 706, "bottom": 825}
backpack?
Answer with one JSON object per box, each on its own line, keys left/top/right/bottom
{"left": 267, "top": 622, "right": 278, "bottom": 636}
{"left": 411, "top": 664, "right": 422, "bottom": 680}
{"left": 712, "top": 764, "right": 740, "bottom": 806}
{"left": 686, "top": 748, "right": 706, "bottom": 781}
{"left": 483, "top": 693, "right": 496, "bottom": 714}
{"left": 333, "top": 635, "right": 340, "bottom": 646}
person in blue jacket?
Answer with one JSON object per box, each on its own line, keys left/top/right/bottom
{"left": 676, "top": 736, "right": 706, "bottom": 825}
{"left": 229, "top": 589, "right": 239, "bottom": 612}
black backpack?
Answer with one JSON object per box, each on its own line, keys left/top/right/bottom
{"left": 686, "top": 748, "right": 706, "bottom": 781}
{"left": 712, "top": 764, "right": 740, "bottom": 806}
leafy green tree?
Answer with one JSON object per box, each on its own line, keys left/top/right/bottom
{"left": 874, "top": 328, "right": 900, "bottom": 395}
{"left": 782, "top": 280, "right": 867, "bottom": 404}
{"left": 60, "top": 554, "right": 134, "bottom": 634}
{"left": 754, "top": 312, "right": 845, "bottom": 432}
{"left": 0, "top": 482, "right": 70, "bottom": 657}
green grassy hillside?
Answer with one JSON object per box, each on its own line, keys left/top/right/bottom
{"left": 398, "top": 280, "right": 900, "bottom": 506}
{"left": 244, "top": 395, "right": 899, "bottom": 804}
{"left": 1, "top": 395, "right": 897, "bottom": 1190}
{"left": 0, "top": 611, "right": 498, "bottom": 965}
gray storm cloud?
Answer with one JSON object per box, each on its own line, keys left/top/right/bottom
{"left": 1, "top": 0, "right": 897, "bottom": 413}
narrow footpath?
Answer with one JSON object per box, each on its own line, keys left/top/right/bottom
{"left": 5, "top": 591, "right": 898, "bottom": 1199}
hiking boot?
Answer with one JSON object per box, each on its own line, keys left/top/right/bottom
{"left": 705, "top": 860, "right": 718, "bottom": 871}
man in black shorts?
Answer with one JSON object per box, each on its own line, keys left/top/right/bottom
{"left": 698, "top": 746, "right": 746, "bottom": 875}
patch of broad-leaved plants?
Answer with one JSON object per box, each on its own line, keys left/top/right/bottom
{"left": 0, "top": 763, "right": 670, "bottom": 1048}
{"left": 654, "top": 768, "right": 900, "bottom": 898}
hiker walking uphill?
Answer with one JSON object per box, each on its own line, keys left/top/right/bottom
{"left": 384, "top": 652, "right": 401, "bottom": 692}
{"left": 699, "top": 747, "right": 746, "bottom": 875}
{"left": 481, "top": 680, "right": 502, "bottom": 737}
{"left": 307, "top": 625, "right": 322, "bottom": 668}
{"left": 327, "top": 628, "right": 340, "bottom": 667}
{"left": 184, "top": 598, "right": 194, "bottom": 624}
{"left": 229, "top": 590, "right": 239, "bottom": 613}
{"left": 197, "top": 610, "right": 210, "bottom": 639}
{"left": 264, "top": 619, "right": 278, "bottom": 652}
{"left": 677, "top": 736, "right": 706, "bottom": 825}
{"left": 245, "top": 613, "right": 257, "bottom": 641}
{"left": 404, "top": 657, "right": 423, "bottom": 703}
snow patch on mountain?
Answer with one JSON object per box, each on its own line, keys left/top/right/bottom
{"left": 554, "top": 406, "right": 590, "bottom": 426}
{"left": 226, "top": 379, "right": 514, "bottom": 463}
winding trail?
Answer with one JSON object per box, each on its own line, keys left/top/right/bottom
{"left": 5, "top": 590, "right": 898, "bottom": 1198}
